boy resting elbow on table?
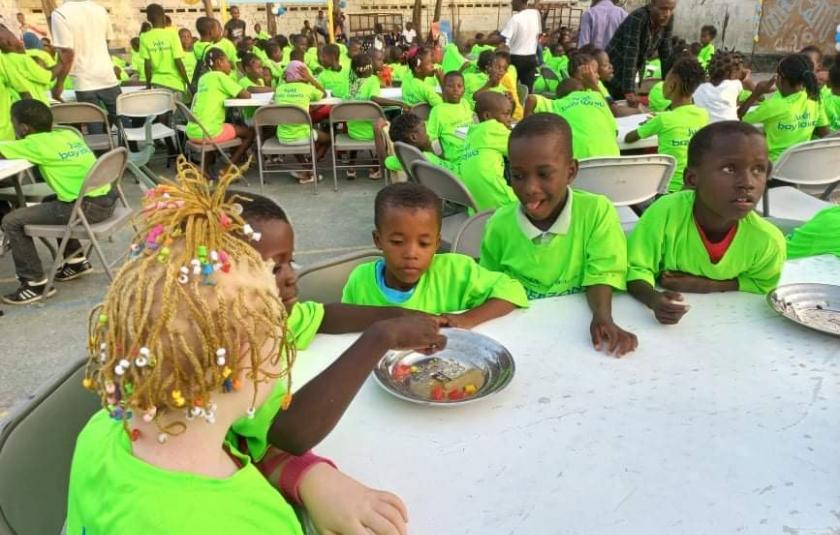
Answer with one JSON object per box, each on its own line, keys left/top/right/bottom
{"left": 479, "top": 113, "right": 638, "bottom": 357}
{"left": 342, "top": 182, "right": 528, "bottom": 329}
{"left": 381, "top": 112, "right": 459, "bottom": 175}
{"left": 0, "top": 100, "right": 118, "bottom": 305}
{"left": 627, "top": 122, "right": 786, "bottom": 325}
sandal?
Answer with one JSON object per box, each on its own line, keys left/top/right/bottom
{"left": 345, "top": 168, "right": 356, "bottom": 179}
{"left": 368, "top": 168, "right": 382, "bottom": 180}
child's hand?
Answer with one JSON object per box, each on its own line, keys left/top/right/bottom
{"left": 651, "top": 290, "right": 690, "bottom": 325}
{"left": 624, "top": 92, "right": 639, "bottom": 107}
{"left": 374, "top": 315, "right": 447, "bottom": 353}
{"left": 589, "top": 318, "right": 638, "bottom": 357}
{"left": 438, "top": 313, "right": 474, "bottom": 330}
{"left": 300, "top": 463, "right": 408, "bottom": 535}
{"left": 753, "top": 76, "right": 776, "bottom": 96}
{"left": 576, "top": 63, "right": 600, "bottom": 90}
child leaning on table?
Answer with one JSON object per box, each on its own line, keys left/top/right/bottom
{"left": 342, "top": 182, "right": 529, "bottom": 329}
{"left": 0, "top": 100, "right": 117, "bottom": 305}
{"left": 381, "top": 112, "right": 459, "bottom": 175}
{"left": 479, "top": 113, "right": 638, "bottom": 357}
{"left": 626, "top": 121, "right": 786, "bottom": 325}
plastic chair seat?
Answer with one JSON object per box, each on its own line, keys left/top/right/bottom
{"left": 333, "top": 133, "right": 376, "bottom": 151}
{"left": 755, "top": 186, "right": 833, "bottom": 222}
{"left": 261, "top": 137, "right": 311, "bottom": 155}
{"left": 186, "top": 138, "right": 242, "bottom": 153}
{"left": 0, "top": 183, "right": 55, "bottom": 203}
{"left": 616, "top": 205, "right": 640, "bottom": 232}
{"left": 441, "top": 211, "right": 470, "bottom": 248}
{"left": 122, "top": 123, "right": 177, "bottom": 142}
{"left": 25, "top": 204, "right": 134, "bottom": 239}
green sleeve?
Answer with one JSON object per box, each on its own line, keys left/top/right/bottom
{"left": 287, "top": 301, "right": 325, "bottom": 350}
{"left": 171, "top": 32, "right": 185, "bottom": 60}
{"left": 636, "top": 114, "right": 663, "bottom": 139}
{"left": 367, "top": 76, "right": 381, "bottom": 98}
{"left": 737, "top": 228, "right": 786, "bottom": 294}
{"left": 743, "top": 98, "right": 780, "bottom": 124}
{"left": 22, "top": 56, "right": 52, "bottom": 85}
{"left": 626, "top": 202, "right": 665, "bottom": 286}
{"left": 532, "top": 95, "right": 553, "bottom": 114}
{"left": 583, "top": 199, "right": 628, "bottom": 290}
{"left": 341, "top": 262, "right": 376, "bottom": 305}
{"left": 219, "top": 73, "right": 244, "bottom": 97}
{"left": 309, "top": 84, "right": 325, "bottom": 100}
{"left": 422, "top": 83, "right": 443, "bottom": 107}
{"left": 384, "top": 155, "right": 402, "bottom": 172}
{"left": 0, "top": 138, "right": 38, "bottom": 162}
{"left": 786, "top": 207, "right": 840, "bottom": 259}
{"left": 139, "top": 36, "right": 151, "bottom": 60}
{"left": 460, "top": 257, "right": 529, "bottom": 308}
{"left": 816, "top": 100, "right": 829, "bottom": 128}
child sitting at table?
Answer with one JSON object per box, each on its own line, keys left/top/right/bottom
{"left": 786, "top": 206, "right": 840, "bottom": 259}
{"left": 186, "top": 48, "right": 254, "bottom": 170}
{"left": 426, "top": 71, "right": 475, "bottom": 161}
{"left": 459, "top": 92, "right": 517, "bottom": 211}
{"left": 626, "top": 57, "right": 709, "bottom": 192}
{"left": 740, "top": 54, "right": 830, "bottom": 161}
{"left": 464, "top": 50, "right": 509, "bottom": 106}
{"left": 380, "top": 112, "right": 459, "bottom": 175}
{"left": 139, "top": 4, "right": 190, "bottom": 94}
{"left": 693, "top": 50, "right": 749, "bottom": 123}
{"left": 627, "top": 121, "right": 786, "bottom": 324}
{"left": 372, "top": 49, "right": 393, "bottom": 87}
{"left": 194, "top": 16, "right": 238, "bottom": 66}
{"left": 0, "top": 25, "right": 53, "bottom": 105}
{"left": 239, "top": 52, "right": 274, "bottom": 93}
{"left": 67, "top": 162, "right": 436, "bottom": 535}
{"left": 480, "top": 113, "right": 637, "bottom": 357}
{"left": 0, "top": 100, "right": 117, "bottom": 304}
{"left": 647, "top": 79, "right": 671, "bottom": 112}
{"left": 342, "top": 182, "right": 528, "bottom": 328}
{"left": 525, "top": 53, "right": 620, "bottom": 161}
{"left": 401, "top": 46, "right": 444, "bottom": 107}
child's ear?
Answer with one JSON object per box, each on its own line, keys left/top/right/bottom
{"left": 566, "top": 158, "right": 579, "bottom": 185}
{"left": 372, "top": 229, "right": 383, "bottom": 250}
{"left": 683, "top": 166, "right": 698, "bottom": 189}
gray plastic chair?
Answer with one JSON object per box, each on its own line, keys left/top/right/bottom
{"left": 451, "top": 210, "right": 494, "bottom": 260}
{"left": 24, "top": 148, "right": 133, "bottom": 298}
{"left": 116, "top": 89, "right": 179, "bottom": 156}
{"left": 50, "top": 102, "right": 116, "bottom": 152}
{"left": 329, "top": 102, "right": 385, "bottom": 191}
{"left": 176, "top": 101, "right": 242, "bottom": 174}
{"left": 297, "top": 249, "right": 383, "bottom": 304}
{"left": 409, "top": 160, "right": 477, "bottom": 250}
{"left": 409, "top": 103, "right": 431, "bottom": 120}
{"left": 254, "top": 105, "right": 319, "bottom": 193}
{"left": 392, "top": 141, "right": 427, "bottom": 182}
{"left": 0, "top": 357, "right": 99, "bottom": 535}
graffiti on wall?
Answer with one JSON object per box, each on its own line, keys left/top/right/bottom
{"left": 757, "top": 0, "right": 840, "bottom": 54}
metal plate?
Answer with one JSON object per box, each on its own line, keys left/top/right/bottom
{"left": 373, "top": 328, "right": 515, "bottom": 406}
{"left": 767, "top": 283, "right": 840, "bottom": 338}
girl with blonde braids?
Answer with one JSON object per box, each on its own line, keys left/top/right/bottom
{"left": 66, "top": 159, "right": 444, "bottom": 535}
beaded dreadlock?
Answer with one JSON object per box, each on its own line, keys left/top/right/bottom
{"left": 84, "top": 157, "right": 295, "bottom": 443}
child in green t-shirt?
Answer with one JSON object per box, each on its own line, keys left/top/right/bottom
{"left": 697, "top": 25, "right": 717, "bottom": 70}
{"left": 480, "top": 113, "right": 638, "bottom": 357}
{"left": 0, "top": 100, "right": 115, "bottom": 304}
{"left": 129, "top": 37, "right": 146, "bottom": 83}
{"left": 316, "top": 43, "right": 350, "bottom": 98}
{"left": 381, "top": 112, "right": 459, "bottom": 175}
{"left": 786, "top": 206, "right": 840, "bottom": 259}
{"left": 533, "top": 43, "right": 568, "bottom": 94}
{"left": 626, "top": 57, "right": 709, "bottom": 192}
{"left": 627, "top": 121, "right": 786, "bottom": 324}
{"left": 822, "top": 62, "right": 840, "bottom": 132}
{"left": 239, "top": 52, "right": 274, "bottom": 94}
{"left": 0, "top": 26, "right": 54, "bottom": 105}
{"left": 139, "top": 4, "right": 190, "bottom": 93}
{"left": 426, "top": 71, "right": 475, "bottom": 161}
{"left": 459, "top": 91, "right": 517, "bottom": 211}
{"left": 178, "top": 28, "right": 197, "bottom": 85}
{"left": 342, "top": 182, "right": 528, "bottom": 326}
{"left": 740, "top": 53, "right": 830, "bottom": 161}
{"left": 401, "top": 47, "right": 444, "bottom": 107}
{"left": 464, "top": 50, "right": 510, "bottom": 107}
{"left": 194, "top": 16, "right": 239, "bottom": 66}
{"left": 386, "top": 46, "right": 408, "bottom": 84}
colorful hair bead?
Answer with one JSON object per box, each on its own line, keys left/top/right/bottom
{"left": 82, "top": 378, "right": 94, "bottom": 389}
{"left": 219, "top": 213, "right": 232, "bottom": 228}
{"left": 105, "top": 381, "right": 116, "bottom": 394}
{"left": 129, "top": 243, "right": 143, "bottom": 259}
{"left": 157, "top": 246, "right": 171, "bottom": 263}
{"left": 98, "top": 314, "right": 108, "bottom": 325}
{"left": 216, "top": 348, "right": 227, "bottom": 366}
{"left": 246, "top": 407, "right": 256, "bottom": 419}
{"left": 130, "top": 428, "right": 141, "bottom": 441}
{"left": 190, "top": 259, "right": 201, "bottom": 276}
{"left": 178, "top": 266, "right": 189, "bottom": 284}
{"left": 222, "top": 378, "right": 233, "bottom": 392}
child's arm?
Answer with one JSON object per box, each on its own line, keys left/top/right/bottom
{"left": 659, "top": 271, "right": 738, "bottom": 293}
{"left": 625, "top": 114, "right": 660, "bottom": 143}
{"left": 268, "top": 316, "right": 446, "bottom": 454}
{"left": 441, "top": 298, "right": 516, "bottom": 329}
{"left": 738, "top": 75, "right": 775, "bottom": 119}
{"left": 144, "top": 59, "right": 153, "bottom": 90}
{"left": 624, "top": 129, "right": 641, "bottom": 143}
{"left": 627, "top": 279, "right": 690, "bottom": 325}
{"left": 524, "top": 94, "right": 538, "bottom": 117}
{"left": 586, "top": 284, "right": 638, "bottom": 357}
{"left": 320, "top": 303, "right": 431, "bottom": 333}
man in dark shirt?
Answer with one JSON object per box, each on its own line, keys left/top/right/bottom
{"left": 605, "top": 0, "right": 676, "bottom": 106}
{"left": 224, "top": 6, "right": 247, "bottom": 42}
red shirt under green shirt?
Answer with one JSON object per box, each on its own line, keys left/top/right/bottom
{"left": 695, "top": 219, "right": 738, "bottom": 264}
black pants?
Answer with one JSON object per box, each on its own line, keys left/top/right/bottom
{"left": 511, "top": 54, "right": 539, "bottom": 92}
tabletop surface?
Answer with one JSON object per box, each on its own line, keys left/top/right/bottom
{"left": 0, "top": 159, "right": 34, "bottom": 180}
{"left": 293, "top": 256, "right": 840, "bottom": 535}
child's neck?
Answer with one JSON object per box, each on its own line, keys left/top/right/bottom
{"left": 384, "top": 269, "right": 418, "bottom": 292}
{"left": 669, "top": 94, "right": 693, "bottom": 108}
{"left": 530, "top": 193, "right": 569, "bottom": 232}
{"left": 693, "top": 202, "right": 737, "bottom": 240}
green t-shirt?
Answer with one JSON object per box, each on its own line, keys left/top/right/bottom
{"left": 238, "top": 76, "right": 265, "bottom": 119}
{"left": 820, "top": 88, "right": 840, "bottom": 132}
{"left": 186, "top": 71, "right": 243, "bottom": 139}
{"left": 140, "top": 28, "right": 187, "bottom": 92}
{"left": 636, "top": 104, "right": 709, "bottom": 192}
{"left": 194, "top": 38, "right": 239, "bottom": 65}
{"left": 274, "top": 81, "right": 324, "bottom": 141}
{"left": 401, "top": 72, "right": 442, "bottom": 107}
{"left": 545, "top": 55, "right": 569, "bottom": 78}
{"left": 743, "top": 90, "right": 829, "bottom": 162}
{"left": 470, "top": 44, "right": 495, "bottom": 59}
{"left": 346, "top": 75, "right": 380, "bottom": 140}
{"left": 480, "top": 190, "right": 628, "bottom": 299}
{"left": 532, "top": 91, "right": 620, "bottom": 160}
{"left": 786, "top": 206, "right": 840, "bottom": 259}
{"left": 458, "top": 119, "right": 517, "bottom": 211}
{"left": 390, "top": 63, "right": 408, "bottom": 83}
{"left": 426, "top": 99, "right": 474, "bottom": 161}
{"left": 130, "top": 52, "right": 146, "bottom": 82}
{"left": 384, "top": 151, "right": 458, "bottom": 174}
{"left": 68, "top": 411, "right": 303, "bottom": 535}
{"left": 627, "top": 190, "right": 786, "bottom": 294}
{"left": 697, "top": 43, "right": 715, "bottom": 70}
{"left": 3, "top": 52, "right": 52, "bottom": 105}
{"left": 463, "top": 72, "right": 507, "bottom": 106}
{"left": 647, "top": 81, "right": 671, "bottom": 112}
{"left": 342, "top": 253, "right": 528, "bottom": 313}
{"left": 27, "top": 48, "right": 57, "bottom": 69}
{"left": 304, "top": 47, "right": 320, "bottom": 73}
{"left": 0, "top": 56, "right": 15, "bottom": 141}
{"left": 0, "top": 130, "right": 109, "bottom": 202}
{"left": 181, "top": 48, "right": 197, "bottom": 83}
{"left": 317, "top": 67, "right": 350, "bottom": 98}
{"left": 441, "top": 43, "right": 468, "bottom": 74}
{"left": 229, "top": 300, "right": 324, "bottom": 461}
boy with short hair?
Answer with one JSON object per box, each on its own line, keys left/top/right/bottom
{"left": 458, "top": 92, "right": 517, "bottom": 211}
{"left": 697, "top": 26, "right": 717, "bottom": 70}
{"left": 178, "top": 28, "right": 197, "bottom": 83}
{"left": 625, "top": 57, "right": 709, "bottom": 192}
{"left": 480, "top": 113, "right": 637, "bottom": 357}
{"left": 627, "top": 122, "right": 786, "bottom": 324}
{"left": 317, "top": 43, "right": 350, "bottom": 98}
{"left": 140, "top": 4, "right": 190, "bottom": 93}
{"left": 0, "top": 100, "right": 117, "bottom": 304}
{"left": 426, "top": 71, "right": 475, "bottom": 161}
{"left": 194, "top": 16, "right": 238, "bottom": 66}
{"left": 381, "top": 113, "right": 458, "bottom": 174}
{"left": 342, "top": 182, "right": 528, "bottom": 329}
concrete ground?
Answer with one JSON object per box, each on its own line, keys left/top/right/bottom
{"left": 0, "top": 161, "right": 384, "bottom": 417}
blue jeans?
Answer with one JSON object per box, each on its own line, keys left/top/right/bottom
{"left": 74, "top": 85, "right": 121, "bottom": 134}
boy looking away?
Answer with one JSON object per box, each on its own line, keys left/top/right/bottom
{"left": 140, "top": 4, "right": 190, "bottom": 93}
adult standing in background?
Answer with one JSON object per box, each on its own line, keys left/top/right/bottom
{"left": 314, "top": 10, "right": 329, "bottom": 43}
{"left": 484, "top": 0, "right": 541, "bottom": 91}
{"left": 50, "top": 0, "right": 120, "bottom": 130}
{"left": 578, "top": 0, "right": 627, "bottom": 50}
{"left": 605, "top": 0, "right": 676, "bottom": 106}
{"left": 402, "top": 22, "right": 417, "bottom": 45}
{"left": 224, "top": 5, "right": 246, "bottom": 42}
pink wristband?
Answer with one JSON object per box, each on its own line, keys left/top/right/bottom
{"left": 279, "top": 450, "right": 337, "bottom": 505}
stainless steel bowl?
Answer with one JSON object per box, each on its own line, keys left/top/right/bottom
{"left": 373, "top": 328, "right": 515, "bottom": 406}
{"left": 767, "top": 283, "right": 840, "bottom": 338}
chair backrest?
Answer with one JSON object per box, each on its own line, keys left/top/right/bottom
{"left": 297, "top": 249, "right": 383, "bottom": 303}
{"left": 78, "top": 147, "right": 129, "bottom": 198}
{"left": 116, "top": 89, "right": 176, "bottom": 118}
{"left": 329, "top": 101, "right": 385, "bottom": 124}
{"left": 0, "top": 358, "right": 99, "bottom": 535}
{"left": 574, "top": 155, "right": 676, "bottom": 206}
{"left": 517, "top": 82, "right": 529, "bottom": 107}
{"left": 540, "top": 66, "right": 560, "bottom": 82}
{"left": 253, "top": 105, "right": 312, "bottom": 130}
{"left": 451, "top": 210, "right": 494, "bottom": 260}
{"left": 393, "top": 141, "right": 427, "bottom": 181}
{"left": 773, "top": 138, "right": 840, "bottom": 186}
{"left": 410, "top": 160, "right": 477, "bottom": 211}
{"left": 51, "top": 103, "right": 109, "bottom": 129}
{"left": 410, "top": 103, "right": 431, "bottom": 120}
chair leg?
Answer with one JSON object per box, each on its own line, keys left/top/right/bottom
{"left": 41, "top": 227, "right": 73, "bottom": 300}
{"left": 310, "top": 141, "right": 319, "bottom": 195}
{"left": 89, "top": 235, "right": 114, "bottom": 280}
{"left": 331, "top": 145, "right": 339, "bottom": 193}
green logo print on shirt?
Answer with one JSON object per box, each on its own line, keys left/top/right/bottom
{"left": 777, "top": 111, "right": 816, "bottom": 131}
{"left": 59, "top": 141, "right": 93, "bottom": 161}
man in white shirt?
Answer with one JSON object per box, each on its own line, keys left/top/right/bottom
{"left": 50, "top": 0, "right": 119, "bottom": 132}
{"left": 485, "top": 0, "right": 541, "bottom": 90}
{"left": 401, "top": 22, "right": 417, "bottom": 45}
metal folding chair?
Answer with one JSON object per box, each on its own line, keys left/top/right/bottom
{"left": 254, "top": 105, "right": 319, "bottom": 193}
{"left": 392, "top": 141, "right": 427, "bottom": 182}
{"left": 297, "top": 249, "right": 383, "bottom": 303}
{"left": 451, "top": 210, "right": 494, "bottom": 260}
{"left": 410, "top": 160, "right": 478, "bottom": 250}
{"left": 50, "top": 102, "right": 115, "bottom": 152}
{"left": 329, "top": 101, "right": 386, "bottom": 191}
{"left": 115, "top": 89, "right": 180, "bottom": 164}
{"left": 175, "top": 101, "right": 242, "bottom": 174}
